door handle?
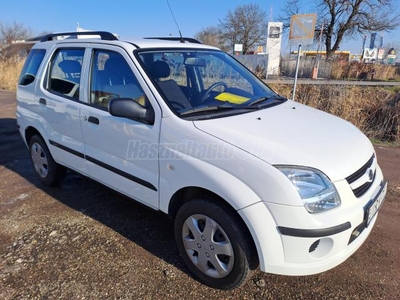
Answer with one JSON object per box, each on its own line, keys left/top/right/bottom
{"left": 88, "top": 116, "right": 100, "bottom": 125}
{"left": 39, "top": 98, "right": 46, "bottom": 105}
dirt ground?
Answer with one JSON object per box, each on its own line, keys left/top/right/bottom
{"left": 1, "top": 90, "right": 399, "bottom": 299}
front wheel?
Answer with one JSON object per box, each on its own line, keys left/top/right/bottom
{"left": 29, "top": 135, "right": 65, "bottom": 186}
{"left": 174, "top": 198, "right": 255, "bottom": 289}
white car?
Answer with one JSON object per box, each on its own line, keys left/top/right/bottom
{"left": 16, "top": 31, "right": 387, "bottom": 289}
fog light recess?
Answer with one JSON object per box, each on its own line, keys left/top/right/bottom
{"left": 309, "top": 238, "right": 334, "bottom": 259}
{"left": 309, "top": 239, "right": 320, "bottom": 253}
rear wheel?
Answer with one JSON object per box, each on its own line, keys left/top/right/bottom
{"left": 29, "top": 135, "right": 65, "bottom": 186}
{"left": 174, "top": 198, "right": 255, "bottom": 289}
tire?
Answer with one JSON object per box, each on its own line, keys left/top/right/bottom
{"left": 29, "top": 135, "right": 65, "bottom": 186}
{"left": 174, "top": 197, "right": 255, "bottom": 289}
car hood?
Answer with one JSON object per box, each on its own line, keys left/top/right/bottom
{"left": 193, "top": 100, "right": 374, "bottom": 182}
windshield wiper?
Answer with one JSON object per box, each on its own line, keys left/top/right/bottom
{"left": 246, "top": 95, "right": 287, "bottom": 106}
{"left": 180, "top": 96, "right": 287, "bottom": 117}
{"left": 180, "top": 103, "right": 258, "bottom": 116}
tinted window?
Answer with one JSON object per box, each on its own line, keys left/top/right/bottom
{"left": 46, "top": 49, "right": 84, "bottom": 100}
{"left": 18, "top": 49, "right": 46, "bottom": 86}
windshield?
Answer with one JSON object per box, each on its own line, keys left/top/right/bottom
{"left": 136, "top": 49, "right": 285, "bottom": 119}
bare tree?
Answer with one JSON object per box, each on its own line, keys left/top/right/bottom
{"left": 279, "top": 0, "right": 400, "bottom": 58}
{"left": 219, "top": 3, "right": 268, "bottom": 54}
{"left": 279, "top": 0, "right": 302, "bottom": 30}
{"left": 0, "top": 21, "right": 32, "bottom": 46}
{"left": 195, "top": 26, "right": 230, "bottom": 52}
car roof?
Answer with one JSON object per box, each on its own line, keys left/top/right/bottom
{"left": 28, "top": 31, "right": 219, "bottom": 51}
{"left": 126, "top": 38, "right": 219, "bottom": 50}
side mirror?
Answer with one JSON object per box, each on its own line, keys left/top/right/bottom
{"left": 109, "top": 98, "right": 155, "bottom": 125}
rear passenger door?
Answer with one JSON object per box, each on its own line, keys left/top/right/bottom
{"left": 80, "top": 46, "right": 160, "bottom": 209}
{"left": 37, "top": 46, "right": 88, "bottom": 174}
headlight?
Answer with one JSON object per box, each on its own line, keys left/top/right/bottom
{"left": 276, "top": 166, "right": 341, "bottom": 213}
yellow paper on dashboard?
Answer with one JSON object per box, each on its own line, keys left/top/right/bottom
{"left": 215, "top": 92, "right": 250, "bottom": 104}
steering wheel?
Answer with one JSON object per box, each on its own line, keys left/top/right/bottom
{"left": 201, "top": 82, "right": 228, "bottom": 102}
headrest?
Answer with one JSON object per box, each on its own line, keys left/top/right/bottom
{"left": 58, "top": 60, "right": 81, "bottom": 73}
{"left": 151, "top": 60, "right": 170, "bottom": 79}
{"left": 104, "top": 57, "right": 128, "bottom": 72}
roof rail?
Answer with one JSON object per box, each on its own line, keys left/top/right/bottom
{"left": 27, "top": 31, "right": 118, "bottom": 42}
{"left": 144, "top": 37, "right": 202, "bottom": 44}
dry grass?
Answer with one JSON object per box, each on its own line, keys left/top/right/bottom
{"left": 331, "top": 62, "right": 400, "bottom": 81}
{"left": 0, "top": 56, "right": 24, "bottom": 91}
{"left": 270, "top": 83, "right": 400, "bottom": 143}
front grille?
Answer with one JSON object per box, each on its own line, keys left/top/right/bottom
{"left": 346, "top": 154, "right": 374, "bottom": 184}
{"left": 352, "top": 170, "right": 376, "bottom": 197}
{"left": 346, "top": 154, "right": 376, "bottom": 198}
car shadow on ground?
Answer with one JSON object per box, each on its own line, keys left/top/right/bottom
{"left": 0, "top": 116, "right": 191, "bottom": 277}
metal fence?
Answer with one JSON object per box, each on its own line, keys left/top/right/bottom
{"left": 280, "top": 59, "right": 332, "bottom": 78}
{"left": 233, "top": 54, "right": 333, "bottom": 79}
{"left": 234, "top": 54, "right": 268, "bottom": 78}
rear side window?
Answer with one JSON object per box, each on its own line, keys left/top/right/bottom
{"left": 18, "top": 49, "right": 46, "bottom": 86}
{"left": 46, "top": 48, "right": 84, "bottom": 100}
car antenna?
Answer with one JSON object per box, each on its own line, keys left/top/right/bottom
{"left": 166, "top": 0, "right": 184, "bottom": 43}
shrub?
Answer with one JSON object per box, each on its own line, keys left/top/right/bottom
{"left": 0, "top": 55, "right": 24, "bottom": 91}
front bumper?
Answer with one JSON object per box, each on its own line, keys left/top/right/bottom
{"left": 238, "top": 166, "right": 386, "bottom": 276}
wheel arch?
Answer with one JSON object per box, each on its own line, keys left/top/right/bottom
{"left": 168, "top": 186, "right": 214, "bottom": 220}
{"left": 168, "top": 186, "right": 259, "bottom": 269}
{"left": 25, "top": 126, "right": 45, "bottom": 146}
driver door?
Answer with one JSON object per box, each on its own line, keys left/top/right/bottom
{"left": 80, "top": 46, "right": 161, "bottom": 209}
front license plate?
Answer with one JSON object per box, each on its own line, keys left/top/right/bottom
{"left": 365, "top": 181, "right": 388, "bottom": 227}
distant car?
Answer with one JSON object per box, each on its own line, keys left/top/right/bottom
{"left": 16, "top": 31, "right": 387, "bottom": 289}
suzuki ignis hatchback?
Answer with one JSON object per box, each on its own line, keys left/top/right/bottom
{"left": 16, "top": 31, "right": 387, "bottom": 289}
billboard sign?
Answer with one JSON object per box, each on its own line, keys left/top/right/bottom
{"left": 369, "top": 33, "right": 377, "bottom": 49}
{"left": 266, "top": 22, "right": 283, "bottom": 75}
{"left": 387, "top": 54, "right": 396, "bottom": 65}
{"left": 269, "top": 26, "right": 281, "bottom": 39}
{"left": 234, "top": 44, "right": 243, "bottom": 52}
{"left": 288, "top": 14, "right": 317, "bottom": 46}
{"left": 363, "top": 48, "right": 378, "bottom": 60}
{"left": 377, "top": 49, "right": 385, "bottom": 60}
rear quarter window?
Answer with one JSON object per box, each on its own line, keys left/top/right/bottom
{"left": 18, "top": 49, "right": 46, "bottom": 86}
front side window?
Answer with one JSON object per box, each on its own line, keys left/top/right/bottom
{"left": 46, "top": 48, "right": 84, "bottom": 100}
{"left": 90, "top": 50, "right": 147, "bottom": 110}
{"left": 137, "top": 49, "right": 285, "bottom": 119}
